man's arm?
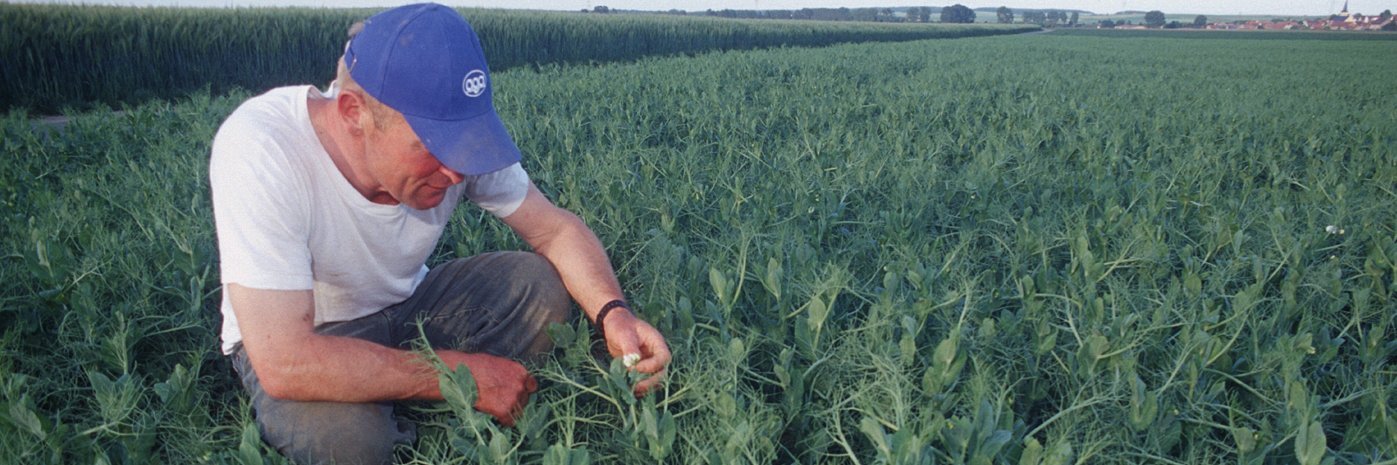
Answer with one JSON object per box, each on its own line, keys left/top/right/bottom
{"left": 229, "top": 284, "right": 537, "bottom": 426}
{"left": 501, "top": 183, "right": 672, "bottom": 395}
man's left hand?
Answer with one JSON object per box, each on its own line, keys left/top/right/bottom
{"left": 601, "top": 308, "right": 671, "bottom": 397}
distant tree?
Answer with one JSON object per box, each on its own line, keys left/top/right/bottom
{"left": 1023, "top": 10, "right": 1046, "bottom": 25}
{"left": 906, "top": 7, "right": 932, "bottom": 22}
{"left": 593, "top": 5, "right": 610, "bottom": 13}
{"left": 996, "top": 6, "right": 1014, "bottom": 23}
{"left": 1385, "top": 21, "right": 1397, "bottom": 30}
{"left": 1100, "top": 19, "right": 1116, "bottom": 28}
{"left": 940, "top": 4, "right": 976, "bottom": 23}
{"left": 1380, "top": 9, "right": 1392, "bottom": 21}
{"left": 1165, "top": 20, "right": 1182, "bottom": 29}
{"left": 1144, "top": 10, "right": 1166, "bottom": 27}
{"left": 1070, "top": 11, "right": 1079, "bottom": 26}
{"left": 1193, "top": 15, "right": 1208, "bottom": 27}
{"left": 851, "top": 8, "right": 879, "bottom": 21}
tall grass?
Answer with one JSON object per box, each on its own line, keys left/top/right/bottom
{"left": 0, "top": 4, "right": 1034, "bottom": 114}
{"left": 2, "top": 33, "right": 1393, "bottom": 464}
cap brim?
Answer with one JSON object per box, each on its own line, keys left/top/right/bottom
{"left": 404, "top": 109, "right": 521, "bottom": 176}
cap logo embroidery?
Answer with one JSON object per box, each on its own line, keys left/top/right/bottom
{"left": 462, "top": 70, "right": 487, "bottom": 97}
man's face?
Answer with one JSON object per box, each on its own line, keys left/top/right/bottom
{"left": 360, "top": 107, "right": 464, "bottom": 210}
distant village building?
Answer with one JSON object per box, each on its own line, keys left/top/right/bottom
{"left": 1201, "top": 1, "right": 1392, "bottom": 31}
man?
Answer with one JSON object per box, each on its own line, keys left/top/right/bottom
{"left": 208, "top": 4, "right": 670, "bottom": 464}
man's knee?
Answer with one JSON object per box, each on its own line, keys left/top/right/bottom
{"left": 407, "top": 251, "right": 576, "bottom": 357}
{"left": 477, "top": 252, "right": 575, "bottom": 355}
{"left": 497, "top": 251, "right": 569, "bottom": 312}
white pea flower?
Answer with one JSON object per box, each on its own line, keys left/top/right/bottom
{"left": 622, "top": 353, "right": 641, "bottom": 368}
{"left": 1325, "top": 225, "right": 1339, "bottom": 234}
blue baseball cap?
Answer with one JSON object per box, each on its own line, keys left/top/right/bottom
{"left": 344, "top": 3, "right": 519, "bottom": 176}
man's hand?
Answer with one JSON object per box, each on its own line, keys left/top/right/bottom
{"left": 442, "top": 352, "right": 539, "bottom": 427}
{"left": 501, "top": 184, "right": 673, "bottom": 397}
{"left": 602, "top": 308, "right": 671, "bottom": 397}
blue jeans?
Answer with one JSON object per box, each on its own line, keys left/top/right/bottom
{"left": 230, "top": 252, "right": 573, "bottom": 465}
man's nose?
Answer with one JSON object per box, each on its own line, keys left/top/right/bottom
{"left": 438, "top": 164, "right": 465, "bottom": 185}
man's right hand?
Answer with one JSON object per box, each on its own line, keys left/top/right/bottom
{"left": 441, "top": 352, "right": 539, "bottom": 427}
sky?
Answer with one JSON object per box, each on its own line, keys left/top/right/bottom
{"left": 12, "top": 0, "right": 1393, "bottom": 17}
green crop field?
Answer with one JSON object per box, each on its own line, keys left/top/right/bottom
{"left": 0, "top": 4, "right": 1032, "bottom": 114}
{"left": 2, "top": 29, "right": 1394, "bottom": 465}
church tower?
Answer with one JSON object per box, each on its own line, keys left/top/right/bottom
{"left": 1342, "top": 0, "right": 1360, "bottom": 22}
{"left": 1337, "top": 0, "right": 1356, "bottom": 22}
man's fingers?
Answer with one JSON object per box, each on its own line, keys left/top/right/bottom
{"left": 631, "top": 329, "right": 672, "bottom": 373}
{"left": 631, "top": 350, "right": 668, "bottom": 373}
{"left": 633, "top": 367, "right": 667, "bottom": 397}
{"left": 524, "top": 373, "right": 539, "bottom": 393}
{"left": 513, "top": 396, "right": 528, "bottom": 421}
{"left": 499, "top": 383, "right": 532, "bottom": 428}
{"left": 496, "top": 405, "right": 518, "bottom": 427}
{"left": 632, "top": 359, "right": 661, "bottom": 373}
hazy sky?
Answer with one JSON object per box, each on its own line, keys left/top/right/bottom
{"left": 14, "top": 0, "right": 1390, "bottom": 17}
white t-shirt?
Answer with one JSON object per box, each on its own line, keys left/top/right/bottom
{"left": 210, "top": 85, "right": 529, "bottom": 355}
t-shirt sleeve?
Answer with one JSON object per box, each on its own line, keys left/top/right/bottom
{"left": 462, "top": 162, "right": 529, "bottom": 218}
{"left": 209, "top": 118, "right": 315, "bottom": 291}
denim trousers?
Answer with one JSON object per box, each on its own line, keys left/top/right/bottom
{"left": 229, "top": 251, "right": 573, "bottom": 465}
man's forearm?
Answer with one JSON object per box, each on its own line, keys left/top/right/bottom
{"left": 230, "top": 284, "right": 485, "bottom": 403}
{"left": 527, "top": 210, "right": 627, "bottom": 322}
{"left": 251, "top": 332, "right": 451, "bottom": 402}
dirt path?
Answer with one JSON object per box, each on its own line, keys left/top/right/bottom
{"left": 28, "top": 111, "right": 128, "bottom": 133}
{"left": 34, "top": 115, "right": 70, "bottom": 130}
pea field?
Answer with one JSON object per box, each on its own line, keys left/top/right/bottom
{"left": 2, "top": 15, "right": 1395, "bottom": 465}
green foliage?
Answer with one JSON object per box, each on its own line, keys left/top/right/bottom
{"left": 940, "top": 4, "right": 977, "bottom": 24}
{"left": 1145, "top": 10, "right": 1167, "bottom": 27}
{"left": 997, "top": 7, "right": 1015, "bottom": 24}
{"left": 0, "top": 3, "right": 1034, "bottom": 114}
{"left": 3, "top": 32, "right": 1395, "bottom": 464}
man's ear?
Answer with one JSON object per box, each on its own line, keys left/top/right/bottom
{"left": 337, "top": 90, "right": 369, "bottom": 137}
